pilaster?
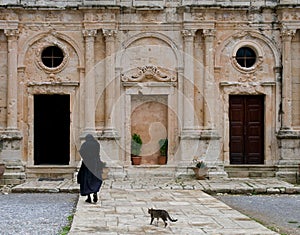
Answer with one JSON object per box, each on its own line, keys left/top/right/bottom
{"left": 203, "top": 29, "right": 216, "bottom": 130}
{"left": 280, "top": 29, "right": 295, "bottom": 131}
{"left": 181, "top": 29, "right": 196, "bottom": 135}
{"left": 5, "top": 29, "right": 19, "bottom": 132}
{"left": 102, "top": 29, "right": 119, "bottom": 138}
{"left": 82, "top": 29, "right": 97, "bottom": 134}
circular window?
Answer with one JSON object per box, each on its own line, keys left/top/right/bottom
{"left": 41, "top": 46, "right": 64, "bottom": 68}
{"left": 235, "top": 47, "right": 256, "bottom": 68}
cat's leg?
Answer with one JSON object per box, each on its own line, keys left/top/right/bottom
{"left": 163, "top": 219, "right": 167, "bottom": 227}
{"left": 150, "top": 217, "right": 154, "bottom": 225}
{"left": 156, "top": 218, "right": 159, "bottom": 226}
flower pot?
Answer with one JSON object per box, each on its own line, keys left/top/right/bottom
{"left": 0, "top": 163, "right": 5, "bottom": 177}
{"left": 192, "top": 167, "right": 208, "bottom": 180}
{"left": 158, "top": 155, "right": 167, "bottom": 165}
{"left": 131, "top": 155, "right": 142, "bottom": 165}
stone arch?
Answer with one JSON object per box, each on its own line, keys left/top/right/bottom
{"left": 215, "top": 30, "right": 280, "bottom": 69}
{"left": 18, "top": 31, "right": 84, "bottom": 68}
{"left": 116, "top": 32, "right": 183, "bottom": 69}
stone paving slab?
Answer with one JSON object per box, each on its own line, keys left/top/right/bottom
{"left": 8, "top": 177, "right": 299, "bottom": 234}
{"left": 69, "top": 187, "right": 278, "bottom": 235}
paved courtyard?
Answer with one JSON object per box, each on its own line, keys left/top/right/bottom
{"left": 11, "top": 177, "right": 300, "bottom": 234}
{"left": 69, "top": 187, "right": 278, "bottom": 235}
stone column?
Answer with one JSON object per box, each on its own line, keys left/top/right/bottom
{"left": 203, "top": 29, "right": 216, "bottom": 130}
{"left": 181, "top": 29, "right": 196, "bottom": 135}
{"left": 5, "top": 29, "right": 19, "bottom": 131}
{"left": 102, "top": 29, "right": 118, "bottom": 137}
{"left": 82, "top": 29, "right": 97, "bottom": 134}
{"left": 280, "top": 29, "right": 295, "bottom": 130}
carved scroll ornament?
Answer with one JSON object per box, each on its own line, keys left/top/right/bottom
{"left": 121, "top": 65, "right": 176, "bottom": 82}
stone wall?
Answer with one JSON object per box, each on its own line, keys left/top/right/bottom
{"left": 0, "top": 0, "right": 299, "bottom": 182}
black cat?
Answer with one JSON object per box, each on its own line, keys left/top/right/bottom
{"left": 148, "top": 208, "right": 178, "bottom": 227}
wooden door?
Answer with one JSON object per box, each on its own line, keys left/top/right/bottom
{"left": 229, "top": 95, "right": 264, "bottom": 164}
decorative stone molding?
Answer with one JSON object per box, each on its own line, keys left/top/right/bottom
{"left": 4, "top": 29, "right": 19, "bottom": 39}
{"left": 82, "top": 29, "right": 97, "bottom": 38}
{"left": 121, "top": 65, "right": 176, "bottom": 82}
{"left": 231, "top": 41, "right": 264, "bottom": 74}
{"left": 280, "top": 29, "right": 296, "bottom": 40}
{"left": 181, "top": 29, "right": 196, "bottom": 38}
{"left": 216, "top": 30, "right": 281, "bottom": 69}
{"left": 102, "top": 29, "right": 117, "bottom": 38}
{"left": 34, "top": 36, "right": 69, "bottom": 74}
{"left": 203, "top": 29, "right": 216, "bottom": 38}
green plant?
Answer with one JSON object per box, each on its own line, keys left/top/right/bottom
{"left": 192, "top": 156, "right": 207, "bottom": 168}
{"left": 59, "top": 214, "right": 74, "bottom": 235}
{"left": 131, "top": 133, "right": 142, "bottom": 156}
{"left": 159, "top": 138, "right": 168, "bottom": 156}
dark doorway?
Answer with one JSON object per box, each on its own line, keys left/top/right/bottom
{"left": 34, "top": 94, "right": 70, "bottom": 165}
{"left": 229, "top": 95, "right": 264, "bottom": 164}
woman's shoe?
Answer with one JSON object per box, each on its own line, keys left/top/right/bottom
{"left": 93, "top": 193, "right": 98, "bottom": 203}
{"left": 85, "top": 195, "right": 92, "bottom": 203}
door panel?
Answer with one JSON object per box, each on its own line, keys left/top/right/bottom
{"left": 229, "top": 95, "right": 264, "bottom": 164}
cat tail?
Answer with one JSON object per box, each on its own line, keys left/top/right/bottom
{"left": 167, "top": 213, "right": 178, "bottom": 222}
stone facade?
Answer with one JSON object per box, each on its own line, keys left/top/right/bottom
{"left": 0, "top": 0, "right": 299, "bottom": 183}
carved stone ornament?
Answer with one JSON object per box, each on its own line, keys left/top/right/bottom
{"left": 238, "top": 72, "right": 258, "bottom": 82}
{"left": 121, "top": 65, "right": 176, "bottom": 82}
{"left": 34, "top": 35, "right": 69, "bottom": 74}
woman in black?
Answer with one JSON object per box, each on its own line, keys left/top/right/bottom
{"left": 77, "top": 134, "right": 103, "bottom": 203}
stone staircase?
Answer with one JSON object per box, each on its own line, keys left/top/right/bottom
{"left": 224, "top": 165, "right": 276, "bottom": 178}
{"left": 26, "top": 165, "right": 77, "bottom": 180}
{"left": 0, "top": 161, "right": 26, "bottom": 185}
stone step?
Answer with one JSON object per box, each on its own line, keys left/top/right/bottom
{"left": 225, "top": 165, "right": 276, "bottom": 178}
{"left": 26, "top": 166, "right": 77, "bottom": 179}
{"left": 124, "top": 165, "right": 177, "bottom": 179}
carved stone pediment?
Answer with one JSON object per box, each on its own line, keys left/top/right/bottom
{"left": 121, "top": 65, "right": 176, "bottom": 82}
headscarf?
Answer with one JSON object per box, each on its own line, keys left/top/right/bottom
{"left": 79, "top": 134, "right": 102, "bottom": 179}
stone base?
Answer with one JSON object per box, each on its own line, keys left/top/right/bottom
{"left": 276, "top": 165, "right": 299, "bottom": 184}
{"left": 0, "top": 160, "right": 26, "bottom": 186}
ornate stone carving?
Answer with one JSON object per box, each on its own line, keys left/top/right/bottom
{"left": 181, "top": 29, "right": 196, "bottom": 38}
{"left": 82, "top": 29, "right": 98, "bottom": 38}
{"left": 281, "top": 29, "right": 296, "bottom": 40}
{"left": 45, "top": 12, "right": 61, "bottom": 21}
{"left": 4, "top": 29, "right": 19, "bottom": 39}
{"left": 121, "top": 65, "right": 176, "bottom": 82}
{"left": 203, "top": 29, "right": 216, "bottom": 37}
{"left": 102, "top": 29, "right": 117, "bottom": 38}
{"left": 191, "top": 12, "right": 205, "bottom": 21}
{"left": 34, "top": 35, "right": 69, "bottom": 74}
{"left": 238, "top": 72, "right": 258, "bottom": 83}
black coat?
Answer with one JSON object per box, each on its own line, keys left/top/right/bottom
{"left": 77, "top": 134, "right": 103, "bottom": 196}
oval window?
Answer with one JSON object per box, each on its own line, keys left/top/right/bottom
{"left": 236, "top": 47, "right": 256, "bottom": 68}
{"left": 41, "top": 46, "right": 64, "bottom": 68}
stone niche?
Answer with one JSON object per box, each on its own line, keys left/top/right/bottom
{"left": 131, "top": 95, "right": 168, "bottom": 164}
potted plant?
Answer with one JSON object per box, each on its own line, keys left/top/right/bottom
{"left": 158, "top": 138, "right": 168, "bottom": 165}
{"left": 191, "top": 157, "right": 208, "bottom": 180}
{"left": 131, "top": 133, "right": 143, "bottom": 165}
